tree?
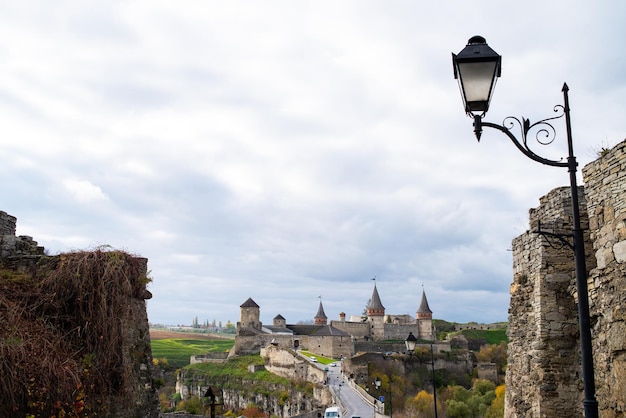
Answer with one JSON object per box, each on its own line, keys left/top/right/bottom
{"left": 406, "top": 390, "right": 436, "bottom": 418}
{"left": 362, "top": 299, "right": 371, "bottom": 316}
{"left": 176, "top": 396, "right": 202, "bottom": 414}
{"left": 476, "top": 342, "right": 507, "bottom": 375}
{"left": 241, "top": 404, "right": 267, "bottom": 418}
{"left": 484, "top": 385, "right": 505, "bottom": 418}
{"left": 446, "top": 399, "right": 472, "bottom": 418}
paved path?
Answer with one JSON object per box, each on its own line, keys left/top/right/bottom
{"left": 326, "top": 363, "right": 381, "bottom": 418}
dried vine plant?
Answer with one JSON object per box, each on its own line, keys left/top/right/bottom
{"left": 0, "top": 249, "right": 150, "bottom": 417}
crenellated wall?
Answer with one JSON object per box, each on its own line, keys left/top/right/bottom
{"left": 506, "top": 139, "right": 626, "bottom": 417}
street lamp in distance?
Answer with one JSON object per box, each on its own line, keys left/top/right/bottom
{"left": 374, "top": 377, "right": 391, "bottom": 418}
{"left": 405, "top": 332, "right": 417, "bottom": 359}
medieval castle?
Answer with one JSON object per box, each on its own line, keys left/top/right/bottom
{"left": 231, "top": 283, "right": 434, "bottom": 359}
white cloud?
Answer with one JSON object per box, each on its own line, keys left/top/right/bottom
{"left": 62, "top": 179, "right": 109, "bottom": 204}
{"left": 1, "top": 1, "right": 625, "bottom": 326}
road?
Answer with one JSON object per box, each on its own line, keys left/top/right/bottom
{"left": 325, "top": 363, "right": 381, "bottom": 418}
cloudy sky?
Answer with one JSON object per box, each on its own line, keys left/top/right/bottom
{"left": 1, "top": 2, "right": 625, "bottom": 327}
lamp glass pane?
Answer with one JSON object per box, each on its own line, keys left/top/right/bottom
{"left": 458, "top": 61, "right": 498, "bottom": 110}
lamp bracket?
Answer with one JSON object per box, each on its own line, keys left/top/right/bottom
{"left": 533, "top": 220, "right": 575, "bottom": 251}
{"left": 478, "top": 103, "right": 570, "bottom": 168}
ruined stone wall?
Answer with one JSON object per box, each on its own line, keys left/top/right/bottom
{"left": 506, "top": 187, "right": 589, "bottom": 417}
{"left": 260, "top": 346, "right": 329, "bottom": 386}
{"left": 582, "top": 140, "right": 626, "bottom": 417}
{"left": 506, "top": 139, "right": 626, "bottom": 418}
{"left": 0, "top": 210, "right": 45, "bottom": 257}
{"left": 0, "top": 211, "right": 158, "bottom": 417}
{"left": 0, "top": 210, "right": 16, "bottom": 235}
{"left": 230, "top": 333, "right": 294, "bottom": 357}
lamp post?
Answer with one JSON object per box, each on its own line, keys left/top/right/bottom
{"left": 374, "top": 377, "right": 391, "bottom": 418}
{"left": 430, "top": 344, "right": 438, "bottom": 418}
{"left": 452, "top": 36, "right": 598, "bottom": 418}
{"left": 405, "top": 332, "right": 417, "bottom": 358}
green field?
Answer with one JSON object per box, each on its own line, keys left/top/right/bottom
{"left": 459, "top": 328, "right": 508, "bottom": 345}
{"left": 151, "top": 339, "right": 234, "bottom": 369}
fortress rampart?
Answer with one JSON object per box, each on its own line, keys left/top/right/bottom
{"left": 506, "top": 139, "right": 626, "bottom": 417}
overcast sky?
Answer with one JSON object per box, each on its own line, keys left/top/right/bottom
{"left": 1, "top": 2, "right": 625, "bottom": 327}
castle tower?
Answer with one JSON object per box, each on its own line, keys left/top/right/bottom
{"left": 416, "top": 289, "right": 434, "bottom": 340}
{"left": 314, "top": 300, "right": 328, "bottom": 325}
{"left": 273, "top": 314, "right": 286, "bottom": 327}
{"left": 339, "top": 312, "right": 346, "bottom": 322}
{"left": 367, "top": 284, "right": 386, "bottom": 340}
{"left": 237, "top": 297, "right": 262, "bottom": 332}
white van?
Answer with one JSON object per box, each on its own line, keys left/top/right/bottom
{"left": 324, "top": 406, "right": 340, "bottom": 418}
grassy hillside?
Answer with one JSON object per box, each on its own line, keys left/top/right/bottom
{"left": 459, "top": 328, "right": 508, "bottom": 345}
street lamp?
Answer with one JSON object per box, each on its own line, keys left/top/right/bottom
{"left": 374, "top": 377, "right": 391, "bottom": 418}
{"left": 452, "top": 36, "right": 598, "bottom": 418}
{"left": 452, "top": 35, "right": 501, "bottom": 126}
{"left": 405, "top": 332, "right": 417, "bottom": 358}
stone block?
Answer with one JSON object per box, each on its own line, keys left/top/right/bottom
{"left": 614, "top": 240, "right": 626, "bottom": 263}
{"left": 596, "top": 247, "right": 615, "bottom": 269}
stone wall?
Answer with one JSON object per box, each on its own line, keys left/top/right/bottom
{"left": 190, "top": 352, "right": 229, "bottom": 365}
{"left": 383, "top": 322, "right": 431, "bottom": 341}
{"left": 582, "top": 140, "right": 626, "bottom": 417}
{"left": 306, "top": 334, "right": 353, "bottom": 359}
{"left": 506, "top": 187, "right": 589, "bottom": 417}
{"left": 0, "top": 210, "right": 45, "bottom": 257}
{"left": 0, "top": 210, "right": 16, "bottom": 235}
{"left": 506, "top": 139, "right": 626, "bottom": 417}
{"left": 0, "top": 211, "right": 158, "bottom": 417}
{"left": 330, "top": 320, "right": 370, "bottom": 340}
{"left": 261, "top": 346, "right": 330, "bottom": 386}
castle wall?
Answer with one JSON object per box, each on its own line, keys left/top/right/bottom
{"left": 260, "top": 346, "right": 330, "bottom": 386}
{"left": 231, "top": 334, "right": 294, "bottom": 357}
{"left": 304, "top": 335, "right": 352, "bottom": 359}
{"left": 506, "top": 139, "right": 626, "bottom": 417}
{"left": 506, "top": 187, "right": 589, "bottom": 417}
{"left": 582, "top": 140, "right": 626, "bottom": 417}
{"left": 238, "top": 306, "right": 262, "bottom": 331}
{"left": 330, "top": 320, "right": 370, "bottom": 340}
{"left": 368, "top": 316, "right": 385, "bottom": 340}
{"left": 383, "top": 322, "right": 432, "bottom": 341}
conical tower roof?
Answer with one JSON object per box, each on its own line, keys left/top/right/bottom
{"left": 417, "top": 289, "right": 432, "bottom": 314}
{"left": 416, "top": 289, "right": 433, "bottom": 320}
{"left": 367, "top": 284, "right": 385, "bottom": 316}
{"left": 314, "top": 300, "right": 328, "bottom": 324}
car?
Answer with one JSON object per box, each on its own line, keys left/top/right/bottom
{"left": 324, "top": 406, "right": 340, "bottom": 418}
{"left": 330, "top": 362, "right": 337, "bottom": 367}
{"left": 310, "top": 356, "right": 317, "bottom": 362}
